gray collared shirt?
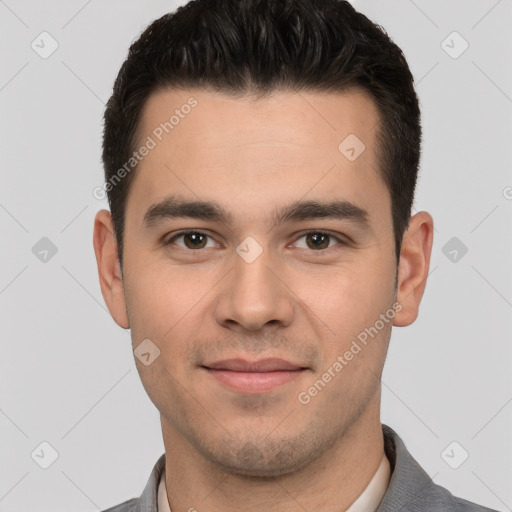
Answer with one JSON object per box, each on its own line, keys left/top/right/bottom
{"left": 101, "top": 424, "right": 499, "bottom": 512}
{"left": 158, "top": 447, "right": 390, "bottom": 511}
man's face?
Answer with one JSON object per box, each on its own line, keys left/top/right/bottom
{"left": 117, "top": 88, "right": 399, "bottom": 476}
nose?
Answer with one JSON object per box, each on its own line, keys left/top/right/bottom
{"left": 214, "top": 244, "right": 294, "bottom": 333}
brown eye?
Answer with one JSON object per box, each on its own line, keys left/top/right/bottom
{"left": 294, "top": 231, "right": 344, "bottom": 251}
{"left": 182, "top": 232, "right": 208, "bottom": 249}
{"left": 166, "top": 231, "right": 215, "bottom": 250}
{"left": 305, "top": 232, "right": 330, "bottom": 250}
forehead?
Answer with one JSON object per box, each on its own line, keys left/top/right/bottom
{"left": 126, "top": 87, "right": 389, "bottom": 232}
{"left": 137, "top": 86, "right": 380, "bottom": 157}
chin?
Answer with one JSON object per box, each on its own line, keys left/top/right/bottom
{"left": 193, "top": 428, "right": 330, "bottom": 479}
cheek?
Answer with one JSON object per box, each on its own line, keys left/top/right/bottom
{"left": 125, "top": 261, "right": 214, "bottom": 358}
{"left": 300, "top": 258, "right": 390, "bottom": 318}
{"left": 125, "top": 254, "right": 176, "bottom": 313}
{"left": 293, "top": 257, "right": 394, "bottom": 355}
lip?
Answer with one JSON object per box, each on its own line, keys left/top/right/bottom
{"left": 203, "top": 358, "right": 306, "bottom": 372}
{"left": 202, "top": 358, "right": 308, "bottom": 393}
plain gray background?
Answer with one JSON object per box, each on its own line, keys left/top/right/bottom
{"left": 1, "top": 1, "right": 511, "bottom": 511}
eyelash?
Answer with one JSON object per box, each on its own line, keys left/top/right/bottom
{"left": 163, "top": 229, "right": 348, "bottom": 254}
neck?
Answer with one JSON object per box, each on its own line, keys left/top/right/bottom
{"left": 161, "top": 393, "right": 385, "bottom": 512}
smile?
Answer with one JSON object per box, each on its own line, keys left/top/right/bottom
{"left": 201, "top": 358, "right": 309, "bottom": 393}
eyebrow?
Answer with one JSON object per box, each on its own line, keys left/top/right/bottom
{"left": 143, "top": 194, "right": 370, "bottom": 232}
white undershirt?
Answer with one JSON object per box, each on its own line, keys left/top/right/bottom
{"left": 158, "top": 451, "right": 391, "bottom": 512}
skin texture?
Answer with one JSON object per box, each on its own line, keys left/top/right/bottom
{"left": 93, "top": 88, "right": 434, "bottom": 512}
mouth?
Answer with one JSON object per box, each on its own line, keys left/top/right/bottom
{"left": 201, "top": 358, "right": 309, "bottom": 393}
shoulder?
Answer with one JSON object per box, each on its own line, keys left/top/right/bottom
{"left": 101, "top": 497, "right": 138, "bottom": 512}
{"left": 452, "top": 496, "right": 499, "bottom": 512}
{"left": 413, "top": 480, "right": 499, "bottom": 512}
{"left": 379, "top": 424, "right": 499, "bottom": 512}
{"left": 99, "top": 452, "right": 166, "bottom": 512}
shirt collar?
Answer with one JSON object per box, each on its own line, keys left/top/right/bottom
{"left": 157, "top": 449, "right": 390, "bottom": 512}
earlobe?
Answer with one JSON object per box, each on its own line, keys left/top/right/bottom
{"left": 92, "top": 209, "right": 130, "bottom": 329}
{"left": 393, "top": 211, "right": 434, "bottom": 327}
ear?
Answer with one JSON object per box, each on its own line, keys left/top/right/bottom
{"left": 393, "top": 211, "right": 434, "bottom": 327}
{"left": 92, "top": 209, "right": 130, "bottom": 329}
